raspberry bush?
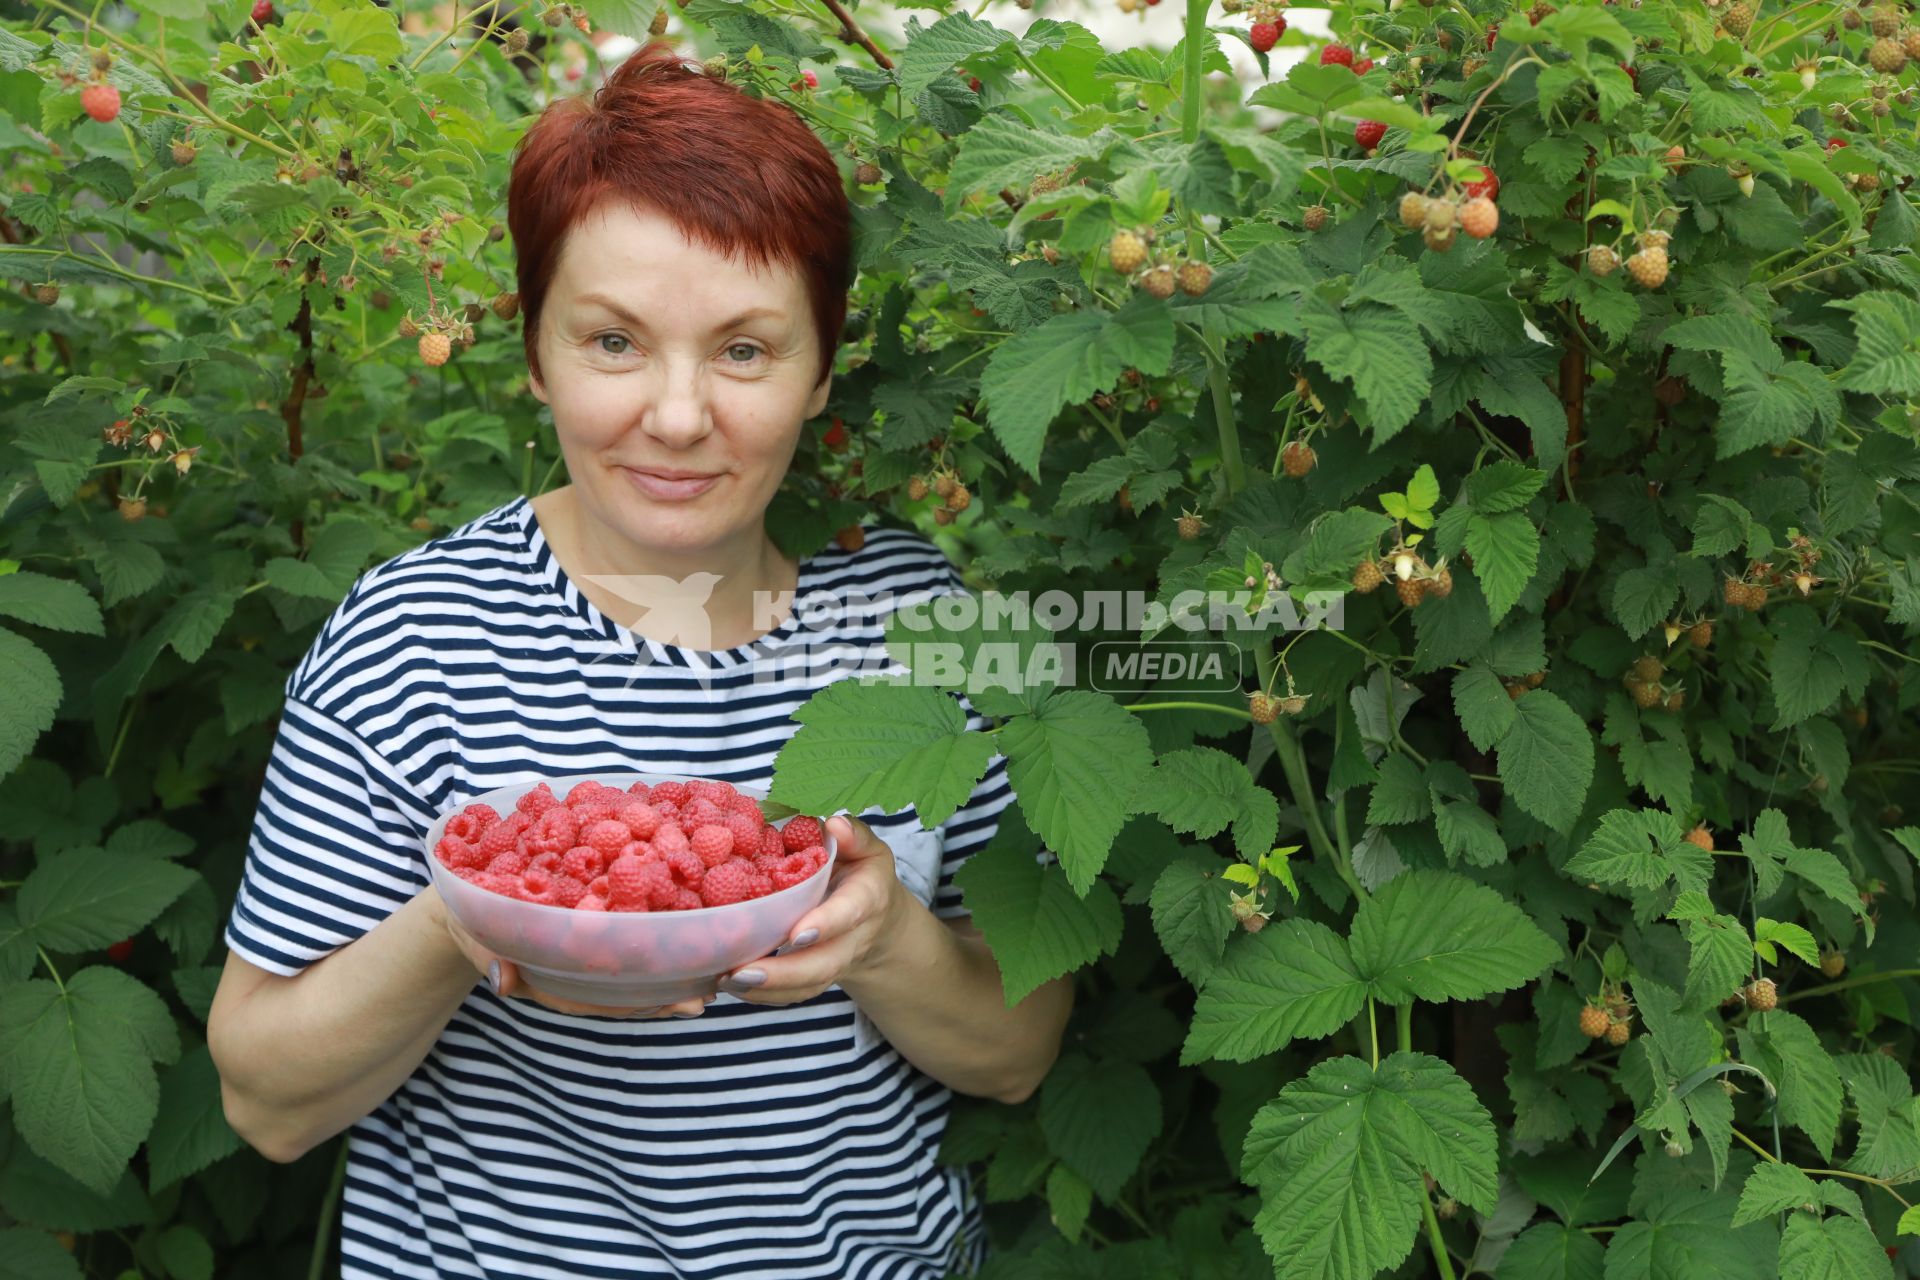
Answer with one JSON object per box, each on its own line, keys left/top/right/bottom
{"left": 3, "top": 0, "right": 1920, "bottom": 1276}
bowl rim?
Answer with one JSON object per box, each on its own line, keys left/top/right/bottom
{"left": 426, "top": 770, "right": 838, "bottom": 921}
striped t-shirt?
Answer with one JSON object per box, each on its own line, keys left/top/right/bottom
{"left": 224, "top": 494, "right": 1016, "bottom": 1280}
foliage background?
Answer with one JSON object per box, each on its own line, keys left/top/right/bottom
{"left": 3, "top": 0, "right": 1920, "bottom": 1277}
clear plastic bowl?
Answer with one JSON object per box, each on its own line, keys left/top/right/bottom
{"left": 425, "top": 772, "right": 836, "bottom": 1006}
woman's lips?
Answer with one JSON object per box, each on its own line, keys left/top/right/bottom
{"left": 623, "top": 468, "right": 720, "bottom": 501}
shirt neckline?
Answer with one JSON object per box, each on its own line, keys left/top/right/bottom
{"left": 509, "top": 494, "right": 821, "bottom": 670}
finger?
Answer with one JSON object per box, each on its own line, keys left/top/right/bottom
{"left": 825, "top": 814, "right": 883, "bottom": 859}
{"left": 780, "top": 863, "right": 891, "bottom": 952}
{"left": 722, "top": 937, "right": 850, "bottom": 1002}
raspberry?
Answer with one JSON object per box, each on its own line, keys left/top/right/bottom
{"left": 480, "top": 872, "right": 523, "bottom": 898}
{"left": 1109, "top": 230, "right": 1148, "bottom": 274}
{"left": 617, "top": 802, "right": 660, "bottom": 839}
{"left": 1626, "top": 245, "right": 1668, "bottom": 288}
{"left": 1248, "top": 692, "right": 1280, "bottom": 724}
{"left": 1459, "top": 196, "right": 1499, "bottom": 239}
{"left": 690, "top": 824, "right": 736, "bottom": 868}
{"left": 477, "top": 815, "right": 526, "bottom": 859}
{"left": 726, "top": 792, "right": 764, "bottom": 819}
{"left": 252, "top": 0, "right": 275, "bottom": 22}
{"left": 770, "top": 856, "right": 821, "bottom": 891}
{"left": 81, "top": 82, "right": 121, "bottom": 123}
{"left": 664, "top": 846, "right": 706, "bottom": 888}
{"left": 855, "top": 161, "right": 883, "bottom": 185}
{"left": 726, "top": 812, "right": 764, "bottom": 855}
{"left": 1139, "top": 264, "right": 1177, "bottom": 298}
{"left": 1250, "top": 20, "right": 1281, "bottom": 53}
{"left": 548, "top": 874, "right": 588, "bottom": 908}
{"left": 1398, "top": 192, "right": 1430, "bottom": 229}
{"left": 1820, "top": 950, "right": 1846, "bottom": 979}
{"left": 1354, "top": 120, "right": 1387, "bottom": 150}
{"left": 1178, "top": 260, "right": 1213, "bottom": 296}
{"left": 1462, "top": 165, "right": 1500, "bottom": 202}
{"left": 626, "top": 780, "right": 653, "bottom": 800}
{"left": 907, "top": 475, "right": 931, "bottom": 501}
{"left": 1630, "top": 656, "right": 1664, "bottom": 682}
{"left": 702, "top": 859, "right": 773, "bottom": 907}
{"left": 565, "top": 780, "right": 607, "bottom": 807}
{"left": 1871, "top": 4, "right": 1902, "bottom": 36}
{"left": 436, "top": 835, "right": 485, "bottom": 870}
{"left": 1579, "top": 1004, "right": 1610, "bottom": 1038}
{"left": 651, "top": 780, "right": 689, "bottom": 807}
{"left": 1395, "top": 577, "right": 1429, "bottom": 608}
{"left": 580, "top": 819, "right": 632, "bottom": 859}
{"left": 1354, "top": 57, "right": 1373, "bottom": 73}
{"left": 562, "top": 845, "right": 608, "bottom": 883}
{"left": 651, "top": 800, "right": 680, "bottom": 821}
{"left": 419, "top": 332, "right": 452, "bottom": 367}
{"left": 687, "top": 779, "right": 734, "bottom": 805}
{"left": 525, "top": 807, "right": 580, "bottom": 856}
{"left": 488, "top": 849, "right": 530, "bottom": 878}
{"left": 1282, "top": 441, "right": 1316, "bottom": 478}
{"left": 1683, "top": 825, "right": 1714, "bottom": 852}
{"left": 1689, "top": 620, "right": 1713, "bottom": 647}
{"left": 1606, "top": 1019, "right": 1631, "bottom": 1046}
{"left": 1745, "top": 978, "right": 1778, "bottom": 1011}
{"left": 589, "top": 874, "right": 610, "bottom": 897}
{"left": 1177, "top": 513, "right": 1206, "bottom": 539}
{"left": 1320, "top": 43, "right": 1354, "bottom": 67}
{"left": 1486, "top": 23, "right": 1500, "bottom": 50}
{"left": 516, "top": 782, "right": 561, "bottom": 816}
{"left": 670, "top": 887, "right": 705, "bottom": 911}
{"left": 1719, "top": 1, "right": 1753, "bottom": 35}
{"left": 1587, "top": 244, "right": 1621, "bottom": 276}
{"left": 577, "top": 894, "right": 608, "bottom": 912}
{"left": 1352, "top": 559, "right": 1385, "bottom": 593}
{"left": 652, "top": 822, "right": 691, "bottom": 857}
{"left": 445, "top": 805, "right": 498, "bottom": 842}
{"left": 1429, "top": 566, "right": 1454, "bottom": 599}
{"left": 1869, "top": 36, "right": 1907, "bottom": 73}
{"left": 760, "top": 826, "right": 787, "bottom": 859}
{"left": 606, "top": 854, "right": 653, "bottom": 909}
{"left": 684, "top": 797, "right": 726, "bottom": 827}
{"left": 171, "top": 140, "right": 197, "bottom": 166}
{"left": 782, "top": 815, "right": 826, "bottom": 852}
{"left": 1627, "top": 680, "right": 1662, "bottom": 709}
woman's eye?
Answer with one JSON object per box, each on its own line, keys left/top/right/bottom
{"left": 595, "top": 334, "right": 630, "bottom": 355}
{"left": 726, "top": 343, "right": 763, "bottom": 363}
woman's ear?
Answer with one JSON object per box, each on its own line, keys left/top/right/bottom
{"left": 804, "top": 369, "right": 832, "bottom": 422}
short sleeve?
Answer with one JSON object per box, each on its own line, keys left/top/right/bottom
{"left": 223, "top": 696, "right": 439, "bottom": 977}
{"left": 928, "top": 564, "right": 1017, "bottom": 920}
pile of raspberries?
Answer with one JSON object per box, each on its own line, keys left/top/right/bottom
{"left": 434, "top": 779, "right": 829, "bottom": 911}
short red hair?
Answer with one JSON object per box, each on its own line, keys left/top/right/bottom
{"left": 507, "top": 40, "right": 852, "bottom": 388}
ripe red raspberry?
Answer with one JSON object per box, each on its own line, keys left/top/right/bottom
{"left": 822, "top": 419, "right": 848, "bottom": 450}
{"left": 1250, "top": 20, "right": 1282, "bottom": 52}
{"left": 1353, "top": 56, "right": 1373, "bottom": 73}
{"left": 252, "top": 0, "right": 275, "bottom": 23}
{"left": 782, "top": 815, "right": 826, "bottom": 853}
{"left": 516, "top": 782, "right": 561, "bottom": 816}
{"left": 480, "top": 872, "right": 524, "bottom": 898}
{"left": 726, "top": 812, "right": 764, "bottom": 855}
{"left": 488, "top": 849, "right": 530, "bottom": 878}
{"left": 1320, "top": 43, "right": 1354, "bottom": 68}
{"left": 525, "top": 807, "right": 579, "bottom": 856}
{"left": 664, "top": 846, "right": 706, "bottom": 888}
{"left": 690, "top": 824, "right": 736, "bottom": 868}
{"left": 650, "top": 780, "right": 689, "bottom": 807}
{"left": 702, "top": 859, "right": 773, "bottom": 907}
{"left": 1355, "top": 120, "right": 1386, "bottom": 149}
{"left": 577, "top": 895, "right": 608, "bottom": 912}
{"left": 803, "top": 69, "right": 820, "bottom": 88}
{"left": 684, "top": 796, "right": 727, "bottom": 827}
{"left": 606, "top": 854, "right": 653, "bottom": 909}
{"left": 548, "top": 874, "right": 588, "bottom": 908}
{"left": 652, "top": 822, "right": 690, "bottom": 857}
{"left": 81, "top": 82, "right": 121, "bottom": 123}
{"left": 108, "top": 938, "right": 135, "bottom": 963}
{"left": 771, "top": 855, "right": 823, "bottom": 892}
{"left": 436, "top": 835, "right": 487, "bottom": 871}
{"left": 626, "top": 780, "right": 653, "bottom": 800}
{"left": 565, "top": 780, "right": 608, "bottom": 807}
{"left": 589, "top": 874, "right": 610, "bottom": 898}
{"left": 617, "top": 802, "right": 660, "bottom": 839}
{"left": 1463, "top": 165, "right": 1500, "bottom": 202}
{"left": 1486, "top": 24, "right": 1500, "bottom": 49}
{"left": 651, "top": 800, "right": 680, "bottom": 822}
{"left": 571, "top": 801, "right": 617, "bottom": 826}
{"left": 446, "top": 804, "right": 500, "bottom": 842}
{"left": 759, "top": 826, "right": 786, "bottom": 860}
{"left": 580, "top": 819, "right": 632, "bottom": 859}
{"left": 726, "top": 792, "right": 764, "bottom": 819}
{"left": 562, "top": 845, "right": 608, "bottom": 883}
{"left": 668, "top": 887, "right": 704, "bottom": 911}
{"left": 522, "top": 866, "right": 554, "bottom": 899}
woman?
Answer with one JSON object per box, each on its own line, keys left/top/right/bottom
{"left": 207, "top": 41, "right": 1073, "bottom": 1279}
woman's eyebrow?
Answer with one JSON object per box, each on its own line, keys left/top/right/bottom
{"left": 572, "top": 292, "right": 790, "bottom": 332}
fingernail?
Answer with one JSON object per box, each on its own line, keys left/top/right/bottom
{"left": 790, "top": 928, "right": 819, "bottom": 949}
{"left": 703, "top": 993, "right": 717, "bottom": 1004}
{"left": 731, "top": 968, "right": 766, "bottom": 987}
{"left": 672, "top": 1010, "right": 701, "bottom": 1018}
{"left": 487, "top": 960, "right": 502, "bottom": 994}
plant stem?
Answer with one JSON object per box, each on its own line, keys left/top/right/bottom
{"left": 1126, "top": 700, "right": 1255, "bottom": 719}
{"left": 1368, "top": 994, "right": 1379, "bottom": 1068}
{"left": 1730, "top": 1128, "right": 1914, "bottom": 1209}
{"left": 1400, "top": 1002, "right": 1459, "bottom": 1280}
{"left": 1782, "top": 968, "right": 1920, "bottom": 1004}
{"left": 1257, "top": 646, "right": 1368, "bottom": 902}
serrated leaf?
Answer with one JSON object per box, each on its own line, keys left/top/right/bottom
{"left": 1131, "top": 747, "right": 1276, "bottom": 858}
{"left": 1000, "top": 691, "right": 1154, "bottom": 892}
{"left": 1496, "top": 1221, "right": 1604, "bottom": 1279}
{"left": 1731, "top": 1162, "right": 1821, "bottom": 1227}
{"left": 1038, "top": 1053, "right": 1161, "bottom": 1202}
{"left": 1739, "top": 1011, "right": 1842, "bottom": 1161}
{"left": 145, "top": 1044, "right": 242, "bottom": 1191}
{"left": 1349, "top": 870, "right": 1558, "bottom": 1003}
{"left": 1465, "top": 461, "right": 1547, "bottom": 514}
{"left": 0, "top": 969, "right": 179, "bottom": 1193}
{"left": 1604, "top": 1176, "right": 1780, "bottom": 1278}
{"left": 1149, "top": 853, "right": 1235, "bottom": 986}
{"left": 1045, "top": 1163, "right": 1092, "bottom": 1243}
{"left": 1466, "top": 510, "right": 1540, "bottom": 623}
{"left": 945, "top": 112, "right": 1116, "bottom": 212}
{"left": 1565, "top": 808, "right": 1706, "bottom": 895}
{"left": 1453, "top": 663, "right": 1516, "bottom": 752}
{"left": 1779, "top": 1213, "right": 1894, "bottom": 1280}
{"left": 771, "top": 679, "right": 996, "bottom": 827}
{"left": 0, "top": 630, "right": 60, "bottom": 779}
{"left": 1496, "top": 691, "right": 1594, "bottom": 834}
{"left": 1367, "top": 753, "right": 1431, "bottom": 825}
{"left": 1683, "top": 913, "right": 1752, "bottom": 1010}
{"left": 1302, "top": 301, "right": 1433, "bottom": 437}
{"left": 0, "top": 573, "right": 104, "bottom": 636}
{"left": 0, "top": 1228, "right": 84, "bottom": 1280}
{"left": 1832, "top": 292, "right": 1920, "bottom": 397}
{"left": 954, "top": 842, "right": 1121, "bottom": 1006}
{"left": 1242, "top": 1052, "right": 1498, "bottom": 1280}
{"left": 1753, "top": 918, "right": 1820, "bottom": 967}
{"left": 16, "top": 849, "right": 196, "bottom": 953}
{"left": 1181, "top": 919, "right": 1367, "bottom": 1064}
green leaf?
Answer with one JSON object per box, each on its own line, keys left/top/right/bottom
{"left": 1349, "top": 870, "right": 1558, "bottom": 1003}
{"left": 1753, "top": 918, "right": 1820, "bottom": 967}
{"left": 0, "top": 1228, "right": 83, "bottom": 1280}
{"left": 1768, "top": 607, "right": 1867, "bottom": 732}
{"left": 1683, "top": 913, "right": 1752, "bottom": 1010}
{"left": 1731, "top": 1161, "right": 1821, "bottom": 1227}
{"left": 1149, "top": 853, "right": 1235, "bottom": 987}
{"left": 1611, "top": 564, "right": 1681, "bottom": 640}
{"left": 0, "top": 573, "right": 103, "bottom": 636}
{"left": 1779, "top": 1213, "right": 1894, "bottom": 1280}
{"left": 0, "top": 630, "right": 61, "bottom": 779}
{"left": 1038, "top": 1053, "right": 1162, "bottom": 1202}
{"left": 15, "top": 849, "right": 197, "bottom": 953}
{"left": 1464, "top": 461, "right": 1547, "bottom": 514}
{"left": 1466, "top": 510, "right": 1540, "bottom": 623}
{"left": 1832, "top": 292, "right": 1920, "bottom": 397}
{"left": 1604, "top": 1176, "right": 1782, "bottom": 1278}
{"left": 1367, "top": 752, "right": 1432, "bottom": 825}
{"left": 156, "top": 1223, "right": 214, "bottom": 1280}
{"left": 1000, "top": 691, "right": 1155, "bottom": 892}
{"left": 771, "top": 679, "right": 996, "bottom": 827}
{"left": 898, "top": 11, "right": 1015, "bottom": 99}
{"left": 1564, "top": 808, "right": 1706, "bottom": 895}
{"left": 1496, "top": 1221, "right": 1605, "bottom": 1280}
{"left": 0, "top": 968, "right": 179, "bottom": 1194}
{"left": 1898, "top": 1204, "right": 1920, "bottom": 1238}
{"left": 145, "top": 1044, "right": 242, "bottom": 1190}
{"left": 1435, "top": 799, "right": 1507, "bottom": 867}
{"left": 1496, "top": 691, "right": 1595, "bottom": 834}
{"left": 978, "top": 293, "right": 1175, "bottom": 475}
{"left": 953, "top": 841, "right": 1121, "bottom": 1006}
{"left": 1777, "top": 146, "right": 1863, "bottom": 232}
{"left": 1130, "top": 747, "right": 1278, "bottom": 859}
{"left": 1739, "top": 1011, "right": 1842, "bottom": 1161}
{"left": 1044, "top": 1163, "right": 1092, "bottom": 1243}
{"left": 1453, "top": 663, "right": 1517, "bottom": 752}
{"left": 1242, "top": 1052, "right": 1498, "bottom": 1280}
{"left": 1302, "top": 299, "right": 1433, "bottom": 437}
{"left": 1181, "top": 919, "right": 1367, "bottom": 1064}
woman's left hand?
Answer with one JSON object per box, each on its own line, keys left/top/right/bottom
{"left": 717, "top": 815, "right": 910, "bottom": 1006}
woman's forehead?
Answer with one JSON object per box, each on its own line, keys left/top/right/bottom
{"left": 553, "top": 203, "right": 806, "bottom": 314}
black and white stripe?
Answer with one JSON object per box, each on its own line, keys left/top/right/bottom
{"left": 226, "top": 496, "right": 1013, "bottom": 1279}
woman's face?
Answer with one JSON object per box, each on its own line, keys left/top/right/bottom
{"left": 528, "top": 201, "right": 830, "bottom": 559}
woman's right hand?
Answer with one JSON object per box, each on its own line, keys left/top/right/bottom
{"left": 435, "top": 888, "right": 711, "bottom": 1019}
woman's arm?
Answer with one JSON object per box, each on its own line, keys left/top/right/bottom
{"left": 718, "top": 816, "right": 1073, "bottom": 1104}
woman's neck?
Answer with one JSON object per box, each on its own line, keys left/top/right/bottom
{"left": 531, "top": 487, "right": 800, "bottom": 652}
